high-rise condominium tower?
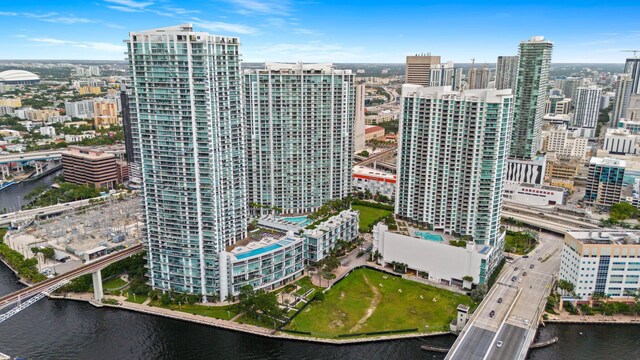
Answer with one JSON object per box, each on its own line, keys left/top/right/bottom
{"left": 468, "top": 66, "right": 491, "bottom": 89}
{"left": 127, "top": 25, "right": 247, "bottom": 298}
{"left": 573, "top": 85, "right": 602, "bottom": 136}
{"left": 244, "top": 63, "right": 355, "bottom": 214}
{"left": 495, "top": 56, "right": 519, "bottom": 91}
{"left": 396, "top": 85, "right": 513, "bottom": 278}
{"left": 613, "top": 74, "right": 633, "bottom": 125}
{"left": 625, "top": 57, "right": 640, "bottom": 95}
{"left": 510, "top": 36, "right": 553, "bottom": 159}
{"left": 405, "top": 54, "right": 441, "bottom": 86}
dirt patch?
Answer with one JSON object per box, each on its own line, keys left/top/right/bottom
{"left": 349, "top": 274, "right": 381, "bottom": 332}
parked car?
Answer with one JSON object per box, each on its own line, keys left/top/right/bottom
{"left": 523, "top": 272, "right": 527, "bottom": 276}
{"left": 489, "top": 310, "right": 495, "bottom": 317}
{"left": 530, "top": 264, "right": 535, "bottom": 269}
{"left": 511, "top": 276, "right": 517, "bottom": 281}
{"left": 497, "top": 297, "right": 503, "bottom": 303}
{"left": 497, "top": 341, "right": 503, "bottom": 348}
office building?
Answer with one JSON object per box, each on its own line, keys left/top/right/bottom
{"left": 244, "top": 63, "right": 354, "bottom": 215}
{"left": 505, "top": 156, "right": 546, "bottom": 185}
{"left": 127, "top": 24, "right": 247, "bottom": 299}
{"left": 503, "top": 183, "right": 565, "bottom": 207}
{"left": 394, "top": 85, "right": 513, "bottom": 283}
{"left": 61, "top": 146, "right": 118, "bottom": 188}
{"left": 573, "top": 85, "right": 602, "bottom": 137}
{"left": 545, "top": 95, "right": 571, "bottom": 115}
{"left": 405, "top": 54, "right": 441, "bottom": 86}
{"left": 557, "top": 78, "right": 582, "bottom": 99}
{"left": 560, "top": 230, "right": 640, "bottom": 301}
{"left": 511, "top": 36, "right": 553, "bottom": 159}
{"left": 601, "top": 91, "right": 616, "bottom": 110}
{"left": 354, "top": 84, "right": 366, "bottom": 152}
{"left": 613, "top": 74, "right": 633, "bottom": 126}
{"left": 495, "top": 55, "right": 519, "bottom": 91}
{"left": 584, "top": 157, "right": 626, "bottom": 208}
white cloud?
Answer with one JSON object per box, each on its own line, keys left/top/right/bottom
{"left": 104, "top": 0, "right": 153, "bottom": 9}
{"left": 0, "top": 11, "right": 18, "bottom": 16}
{"left": 191, "top": 18, "right": 257, "bottom": 35}
{"left": 225, "top": 0, "right": 291, "bottom": 16}
{"left": 41, "top": 15, "right": 93, "bottom": 24}
{"left": 106, "top": 5, "right": 142, "bottom": 12}
{"left": 293, "top": 28, "right": 322, "bottom": 36}
{"left": 27, "top": 37, "right": 125, "bottom": 53}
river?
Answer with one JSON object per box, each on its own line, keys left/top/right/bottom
{"left": 0, "top": 170, "right": 61, "bottom": 212}
{"left": 0, "top": 264, "right": 639, "bottom": 359}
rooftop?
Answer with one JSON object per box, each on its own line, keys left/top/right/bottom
{"left": 0, "top": 70, "right": 40, "bottom": 82}
{"left": 590, "top": 157, "right": 626, "bottom": 168}
{"left": 365, "top": 125, "right": 385, "bottom": 134}
{"left": 352, "top": 165, "right": 396, "bottom": 182}
{"left": 568, "top": 230, "right": 640, "bottom": 245}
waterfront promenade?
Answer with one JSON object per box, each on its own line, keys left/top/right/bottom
{"left": 545, "top": 309, "right": 640, "bottom": 324}
{"left": 47, "top": 292, "right": 442, "bottom": 344}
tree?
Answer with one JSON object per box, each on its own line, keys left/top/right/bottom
{"left": 610, "top": 202, "right": 638, "bottom": 221}
{"left": 471, "top": 284, "right": 488, "bottom": 303}
{"left": 557, "top": 279, "right": 575, "bottom": 295}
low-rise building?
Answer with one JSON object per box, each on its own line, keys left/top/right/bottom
{"left": 542, "top": 125, "right": 588, "bottom": 160}
{"left": 560, "top": 230, "right": 640, "bottom": 301}
{"left": 61, "top": 146, "right": 118, "bottom": 188}
{"left": 545, "top": 157, "right": 582, "bottom": 181}
{"left": 365, "top": 125, "right": 385, "bottom": 141}
{"left": 619, "top": 119, "right": 640, "bottom": 135}
{"left": 503, "top": 182, "right": 565, "bottom": 207}
{"left": 550, "top": 179, "right": 575, "bottom": 191}
{"left": 303, "top": 209, "right": 359, "bottom": 263}
{"left": 221, "top": 232, "right": 306, "bottom": 300}
{"left": 603, "top": 128, "right": 640, "bottom": 155}
{"left": 0, "top": 98, "right": 21, "bottom": 107}
{"left": 38, "top": 126, "right": 56, "bottom": 137}
{"left": 373, "top": 223, "right": 499, "bottom": 286}
{"left": 79, "top": 86, "right": 101, "bottom": 95}
{"left": 352, "top": 165, "right": 396, "bottom": 198}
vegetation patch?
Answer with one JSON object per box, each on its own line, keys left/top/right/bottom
{"left": 0, "top": 229, "right": 46, "bottom": 282}
{"left": 504, "top": 230, "right": 538, "bottom": 255}
{"left": 285, "top": 268, "right": 474, "bottom": 338}
{"left": 351, "top": 204, "right": 392, "bottom": 232}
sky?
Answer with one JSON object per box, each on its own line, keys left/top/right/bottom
{"left": 0, "top": 0, "right": 638, "bottom": 63}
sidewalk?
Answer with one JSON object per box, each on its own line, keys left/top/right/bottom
{"left": 546, "top": 309, "right": 640, "bottom": 324}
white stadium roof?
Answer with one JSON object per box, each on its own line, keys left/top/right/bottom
{"left": 0, "top": 70, "right": 40, "bottom": 82}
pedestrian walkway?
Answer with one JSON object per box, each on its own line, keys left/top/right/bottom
{"left": 546, "top": 309, "right": 640, "bottom": 324}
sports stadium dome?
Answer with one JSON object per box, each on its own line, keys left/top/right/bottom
{"left": 0, "top": 70, "right": 40, "bottom": 85}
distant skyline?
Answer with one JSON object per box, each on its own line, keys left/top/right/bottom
{"left": 0, "top": 0, "right": 638, "bottom": 63}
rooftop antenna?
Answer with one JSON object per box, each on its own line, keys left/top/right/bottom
{"left": 621, "top": 50, "right": 640, "bottom": 57}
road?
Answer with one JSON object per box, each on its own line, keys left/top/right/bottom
{"left": 0, "top": 244, "right": 143, "bottom": 309}
{"left": 447, "top": 232, "right": 562, "bottom": 360}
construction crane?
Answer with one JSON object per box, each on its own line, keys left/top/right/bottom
{"left": 621, "top": 50, "right": 640, "bottom": 57}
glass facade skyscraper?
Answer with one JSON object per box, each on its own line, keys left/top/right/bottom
{"left": 510, "top": 36, "right": 553, "bottom": 159}
{"left": 396, "top": 85, "right": 513, "bottom": 279}
{"left": 126, "top": 24, "right": 247, "bottom": 299}
{"left": 244, "top": 63, "right": 355, "bottom": 214}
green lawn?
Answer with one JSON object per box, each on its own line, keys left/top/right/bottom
{"left": 505, "top": 231, "right": 538, "bottom": 255}
{"left": 352, "top": 205, "right": 392, "bottom": 232}
{"left": 294, "top": 276, "right": 324, "bottom": 297}
{"left": 285, "top": 268, "right": 475, "bottom": 338}
{"left": 150, "top": 302, "right": 238, "bottom": 320}
{"left": 103, "top": 277, "right": 127, "bottom": 290}
{"left": 125, "top": 293, "right": 148, "bottom": 304}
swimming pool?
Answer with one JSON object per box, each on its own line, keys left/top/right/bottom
{"left": 415, "top": 231, "right": 444, "bottom": 242}
{"left": 234, "top": 243, "right": 282, "bottom": 260}
{"left": 281, "top": 216, "right": 312, "bottom": 226}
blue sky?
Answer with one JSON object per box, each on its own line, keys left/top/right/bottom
{"left": 0, "top": 0, "right": 638, "bottom": 63}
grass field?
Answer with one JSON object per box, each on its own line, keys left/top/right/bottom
{"left": 125, "top": 293, "right": 148, "bottom": 304}
{"left": 103, "top": 277, "right": 127, "bottom": 290}
{"left": 150, "top": 302, "right": 239, "bottom": 320}
{"left": 285, "top": 268, "right": 475, "bottom": 337}
{"left": 351, "top": 205, "right": 392, "bottom": 232}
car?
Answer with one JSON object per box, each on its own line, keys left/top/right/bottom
{"left": 489, "top": 310, "right": 495, "bottom": 317}
{"left": 523, "top": 272, "right": 527, "bottom": 276}
{"left": 530, "top": 264, "right": 535, "bottom": 269}
{"left": 497, "top": 297, "right": 503, "bottom": 303}
{"left": 523, "top": 255, "right": 529, "bottom": 258}
{"left": 514, "top": 267, "right": 519, "bottom": 271}
{"left": 518, "top": 278, "right": 522, "bottom": 283}
{"left": 496, "top": 341, "right": 503, "bottom": 348}
{"left": 511, "top": 276, "right": 517, "bottom": 281}
{"left": 524, "top": 319, "right": 529, "bottom": 325}
{"left": 535, "top": 249, "right": 540, "bottom": 253}
{"left": 538, "top": 257, "right": 542, "bottom": 261}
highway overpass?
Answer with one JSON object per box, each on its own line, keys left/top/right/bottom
{"left": 0, "top": 150, "right": 63, "bottom": 165}
{"left": 446, "top": 234, "right": 561, "bottom": 360}
{"left": 502, "top": 205, "right": 600, "bottom": 235}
